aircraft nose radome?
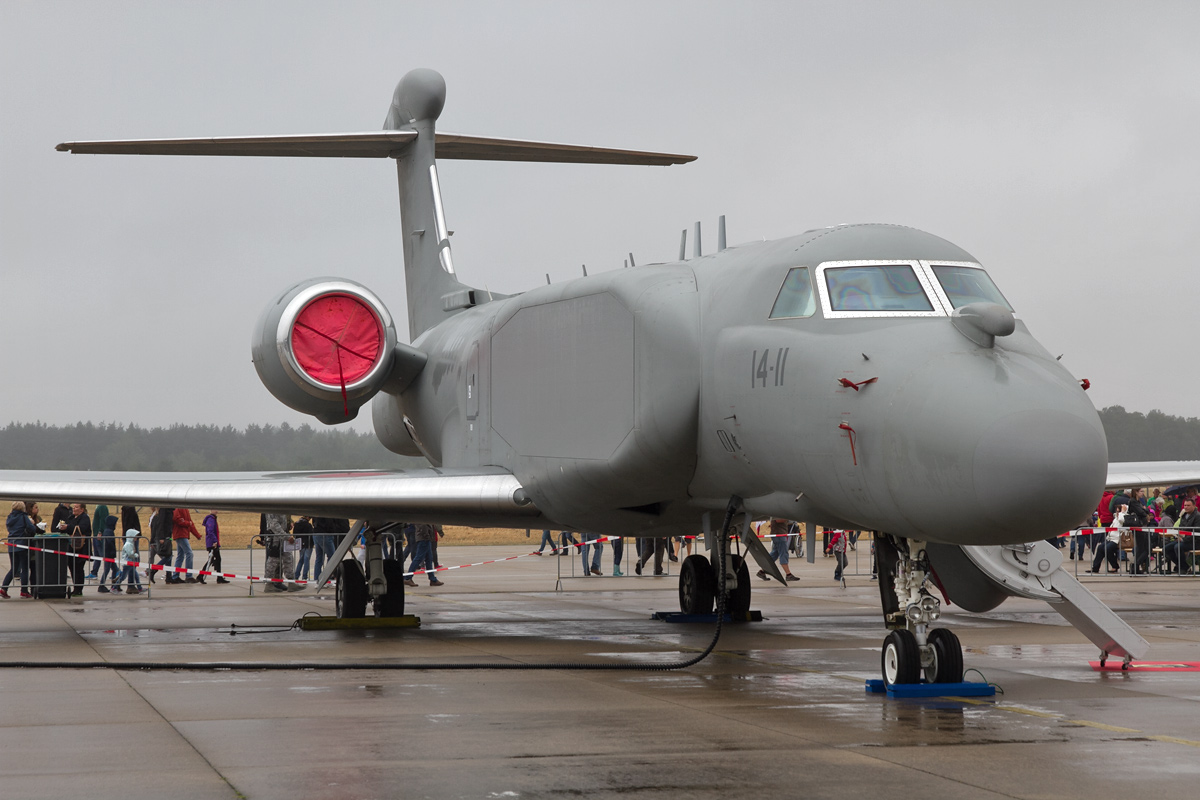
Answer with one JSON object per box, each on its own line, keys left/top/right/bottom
{"left": 972, "top": 410, "right": 1108, "bottom": 541}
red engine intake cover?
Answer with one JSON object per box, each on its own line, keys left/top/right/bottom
{"left": 290, "top": 292, "right": 384, "bottom": 387}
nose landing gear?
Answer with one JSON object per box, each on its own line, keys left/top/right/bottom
{"left": 876, "top": 534, "right": 964, "bottom": 685}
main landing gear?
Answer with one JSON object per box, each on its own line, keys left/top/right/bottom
{"left": 332, "top": 523, "right": 405, "bottom": 620}
{"left": 677, "top": 500, "right": 752, "bottom": 617}
{"left": 876, "top": 534, "right": 963, "bottom": 685}
{"left": 678, "top": 554, "right": 751, "bottom": 616}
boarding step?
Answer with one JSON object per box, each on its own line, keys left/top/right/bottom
{"left": 961, "top": 542, "right": 1149, "bottom": 663}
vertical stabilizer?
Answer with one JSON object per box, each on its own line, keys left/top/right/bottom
{"left": 55, "top": 66, "right": 695, "bottom": 342}
{"left": 385, "top": 69, "right": 469, "bottom": 341}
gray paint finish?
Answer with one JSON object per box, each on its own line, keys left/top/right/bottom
{"left": 8, "top": 66, "right": 1197, "bottom": 669}
{"left": 491, "top": 292, "right": 634, "bottom": 460}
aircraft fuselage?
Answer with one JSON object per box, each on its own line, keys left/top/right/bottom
{"left": 375, "top": 222, "right": 1107, "bottom": 546}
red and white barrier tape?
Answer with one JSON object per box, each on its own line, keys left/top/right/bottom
{"left": 1070, "top": 527, "right": 1199, "bottom": 536}
{"left": 5, "top": 529, "right": 842, "bottom": 589}
{"left": 6, "top": 542, "right": 309, "bottom": 585}
{"left": 5, "top": 534, "right": 631, "bottom": 587}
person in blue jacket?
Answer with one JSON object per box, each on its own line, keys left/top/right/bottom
{"left": 2, "top": 501, "right": 36, "bottom": 598}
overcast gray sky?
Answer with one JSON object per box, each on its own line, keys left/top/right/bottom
{"left": 3, "top": 1, "right": 1199, "bottom": 433}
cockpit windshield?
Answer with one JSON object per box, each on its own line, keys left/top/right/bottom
{"left": 930, "top": 265, "right": 1012, "bottom": 310}
{"left": 769, "top": 267, "right": 817, "bottom": 318}
{"left": 824, "top": 265, "right": 933, "bottom": 312}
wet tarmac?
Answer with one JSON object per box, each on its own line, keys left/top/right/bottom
{"left": 2, "top": 546, "right": 1199, "bottom": 799}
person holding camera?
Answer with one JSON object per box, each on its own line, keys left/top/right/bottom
{"left": 1122, "top": 488, "right": 1152, "bottom": 574}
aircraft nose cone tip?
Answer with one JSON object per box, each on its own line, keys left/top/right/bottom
{"left": 973, "top": 410, "right": 1108, "bottom": 538}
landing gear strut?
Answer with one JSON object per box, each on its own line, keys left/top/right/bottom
{"left": 876, "top": 534, "right": 964, "bottom": 684}
{"left": 332, "top": 523, "right": 405, "bottom": 620}
{"left": 677, "top": 500, "right": 752, "bottom": 617}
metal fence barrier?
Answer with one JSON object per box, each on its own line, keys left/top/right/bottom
{"left": 1066, "top": 527, "right": 1199, "bottom": 578}
{"left": 3, "top": 535, "right": 151, "bottom": 599}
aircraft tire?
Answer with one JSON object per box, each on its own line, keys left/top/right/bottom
{"left": 882, "top": 629, "right": 921, "bottom": 685}
{"left": 726, "top": 555, "right": 751, "bottom": 616}
{"left": 335, "top": 560, "right": 369, "bottom": 619}
{"left": 926, "top": 628, "right": 963, "bottom": 683}
{"left": 678, "top": 555, "right": 715, "bottom": 615}
{"left": 375, "top": 559, "right": 406, "bottom": 618}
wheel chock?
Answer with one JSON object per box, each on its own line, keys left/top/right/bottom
{"left": 650, "top": 610, "right": 763, "bottom": 623}
{"left": 864, "top": 679, "right": 995, "bottom": 698}
{"left": 299, "top": 615, "right": 421, "bottom": 631}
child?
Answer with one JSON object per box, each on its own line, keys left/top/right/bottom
{"left": 201, "top": 510, "right": 228, "bottom": 584}
{"left": 117, "top": 529, "right": 144, "bottom": 594}
{"left": 96, "top": 515, "right": 120, "bottom": 593}
{"left": 830, "top": 529, "right": 848, "bottom": 582}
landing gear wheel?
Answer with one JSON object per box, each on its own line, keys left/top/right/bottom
{"left": 374, "top": 559, "right": 406, "bottom": 618}
{"left": 679, "top": 555, "right": 715, "bottom": 615}
{"left": 926, "top": 628, "right": 964, "bottom": 683}
{"left": 334, "top": 560, "right": 368, "bottom": 619}
{"left": 725, "top": 555, "right": 752, "bottom": 616}
{"left": 882, "top": 629, "right": 921, "bottom": 685}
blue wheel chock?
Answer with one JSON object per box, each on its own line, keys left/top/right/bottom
{"left": 865, "top": 679, "right": 995, "bottom": 698}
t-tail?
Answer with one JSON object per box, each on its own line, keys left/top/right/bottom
{"left": 57, "top": 67, "right": 696, "bottom": 342}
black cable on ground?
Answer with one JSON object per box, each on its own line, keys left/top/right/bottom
{"left": 0, "top": 504, "right": 741, "bottom": 673}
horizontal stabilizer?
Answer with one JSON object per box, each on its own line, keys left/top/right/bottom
{"left": 56, "top": 131, "right": 696, "bottom": 165}
{"left": 56, "top": 131, "right": 418, "bottom": 158}
{"left": 432, "top": 132, "right": 695, "bottom": 165}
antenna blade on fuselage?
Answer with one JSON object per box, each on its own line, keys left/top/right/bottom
{"left": 55, "top": 131, "right": 418, "bottom": 158}
{"left": 433, "top": 132, "right": 695, "bottom": 165}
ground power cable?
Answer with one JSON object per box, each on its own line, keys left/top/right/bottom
{"left": 0, "top": 502, "right": 740, "bottom": 673}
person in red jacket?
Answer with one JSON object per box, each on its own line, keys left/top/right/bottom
{"left": 170, "top": 508, "right": 203, "bottom": 584}
{"left": 1093, "top": 490, "right": 1115, "bottom": 555}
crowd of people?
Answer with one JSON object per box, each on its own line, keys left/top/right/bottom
{"left": 1074, "top": 487, "right": 1200, "bottom": 575}
{"left": 1, "top": 502, "right": 232, "bottom": 597}
{"left": 10, "top": 487, "right": 1187, "bottom": 601}
{"left": 530, "top": 520, "right": 859, "bottom": 583}
{"left": 3, "top": 501, "right": 152, "bottom": 597}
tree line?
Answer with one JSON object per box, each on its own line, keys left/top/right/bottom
{"left": 0, "top": 407, "right": 1195, "bottom": 471}
{"left": 1099, "top": 407, "right": 1200, "bottom": 462}
{"left": 0, "top": 421, "right": 429, "bottom": 471}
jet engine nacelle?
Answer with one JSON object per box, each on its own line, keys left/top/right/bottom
{"left": 252, "top": 277, "right": 400, "bottom": 425}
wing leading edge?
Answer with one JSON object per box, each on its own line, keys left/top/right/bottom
{"left": 1107, "top": 461, "right": 1200, "bottom": 491}
{"left": 55, "top": 131, "right": 696, "bottom": 165}
{"left": 0, "top": 467, "right": 546, "bottom": 529}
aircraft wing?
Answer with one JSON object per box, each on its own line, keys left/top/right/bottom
{"left": 1106, "top": 461, "right": 1200, "bottom": 491}
{"left": 55, "top": 131, "right": 695, "bottom": 165}
{"left": 0, "top": 467, "right": 547, "bottom": 529}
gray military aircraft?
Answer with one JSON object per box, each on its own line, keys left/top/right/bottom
{"left": 2, "top": 68, "right": 1194, "bottom": 682}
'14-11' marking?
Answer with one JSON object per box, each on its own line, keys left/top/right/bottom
{"left": 751, "top": 348, "right": 790, "bottom": 388}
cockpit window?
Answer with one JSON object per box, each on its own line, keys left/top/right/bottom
{"left": 824, "top": 265, "right": 933, "bottom": 312}
{"left": 930, "top": 265, "right": 1013, "bottom": 310}
{"left": 769, "top": 267, "right": 816, "bottom": 319}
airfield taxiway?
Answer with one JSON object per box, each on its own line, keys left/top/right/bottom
{"left": 2, "top": 545, "right": 1199, "bottom": 799}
